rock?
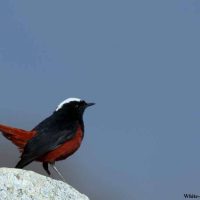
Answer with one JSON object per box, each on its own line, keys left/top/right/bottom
{"left": 0, "top": 168, "right": 89, "bottom": 200}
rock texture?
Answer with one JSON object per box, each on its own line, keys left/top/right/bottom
{"left": 0, "top": 168, "right": 89, "bottom": 200}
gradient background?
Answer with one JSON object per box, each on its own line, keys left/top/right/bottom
{"left": 0, "top": 1, "right": 200, "bottom": 200}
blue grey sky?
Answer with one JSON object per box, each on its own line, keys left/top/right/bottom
{"left": 0, "top": 0, "right": 200, "bottom": 199}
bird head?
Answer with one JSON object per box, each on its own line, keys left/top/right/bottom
{"left": 55, "top": 98, "right": 95, "bottom": 119}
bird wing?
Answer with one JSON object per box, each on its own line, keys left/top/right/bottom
{"left": 15, "top": 122, "right": 78, "bottom": 168}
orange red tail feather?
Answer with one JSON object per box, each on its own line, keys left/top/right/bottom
{"left": 0, "top": 124, "right": 35, "bottom": 152}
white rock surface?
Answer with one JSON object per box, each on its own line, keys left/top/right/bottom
{"left": 0, "top": 168, "right": 89, "bottom": 200}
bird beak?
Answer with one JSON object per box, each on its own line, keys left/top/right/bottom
{"left": 86, "top": 102, "right": 95, "bottom": 107}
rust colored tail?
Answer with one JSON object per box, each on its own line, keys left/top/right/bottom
{"left": 0, "top": 124, "right": 35, "bottom": 152}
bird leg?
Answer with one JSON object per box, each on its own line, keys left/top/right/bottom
{"left": 50, "top": 162, "right": 66, "bottom": 182}
{"left": 43, "top": 162, "right": 51, "bottom": 176}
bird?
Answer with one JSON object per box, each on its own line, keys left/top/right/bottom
{"left": 0, "top": 97, "right": 95, "bottom": 181}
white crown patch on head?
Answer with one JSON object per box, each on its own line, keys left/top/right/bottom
{"left": 56, "top": 98, "right": 81, "bottom": 111}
